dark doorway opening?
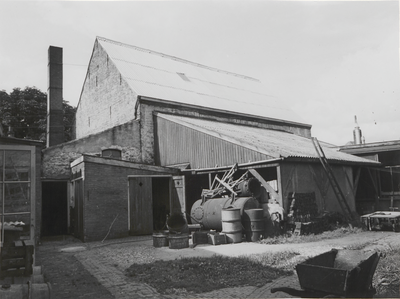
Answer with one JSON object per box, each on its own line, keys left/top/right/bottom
{"left": 42, "top": 181, "right": 68, "bottom": 236}
{"left": 152, "top": 177, "right": 170, "bottom": 231}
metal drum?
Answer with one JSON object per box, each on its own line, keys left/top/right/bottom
{"left": 243, "top": 208, "right": 264, "bottom": 242}
{"left": 190, "top": 197, "right": 259, "bottom": 231}
{"left": 221, "top": 208, "right": 242, "bottom": 243}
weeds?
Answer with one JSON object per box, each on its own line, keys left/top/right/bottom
{"left": 125, "top": 254, "right": 292, "bottom": 294}
{"left": 373, "top": 245, "right": 400, "bottom": 298}
{"left": 246, "top": 250, "right": 302, "bottom": 271}
{"left": 259, "top": 226, "right": 364, "bottom": 245}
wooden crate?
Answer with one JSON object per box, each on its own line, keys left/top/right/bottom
{"left": 208, "top": 233, "right": 227, "bottom": 245}
{"left": 0, "top": 242, "right": 34, "bottom": 279}
{"left": 192, "top": 231, "right": 209, "bottom": 245}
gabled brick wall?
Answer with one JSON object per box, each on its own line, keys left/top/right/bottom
{"left": 75, "top": 39, "right": 138, "bottom": 139}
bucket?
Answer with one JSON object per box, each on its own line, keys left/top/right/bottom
{"left": 221, "top": 208, "right": 242, "bottom": 243}
{"left": 168, "top": 234, "right": 189, "bottom": 249}
{"left": 152, "top": 232, "right": 169, "bottom": 248}
{"left": 243, "top": 209, "right": 264, "bottom": 242}
{"left": 0, "top": 282, "right": 52, "bottom": 299}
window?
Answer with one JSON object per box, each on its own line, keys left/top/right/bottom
{"left": 177, "top": 72, "right": 190, "bottom": 82}
{"left": 0, "top": 147, "right": 35, "bottom": 246}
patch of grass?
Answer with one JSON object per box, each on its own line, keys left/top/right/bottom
{"left": 343, "top": 241, "right": 372, "bottom": 250}
{"left": 373, "top": 245, "right": 400, "bottom": 298}
{"left": 259, "top": 226, "right": 364, "bottom": 245}
{"left": 125, "top": 254, "right": 292, "bottom": 294}
{"left": 246, "top": 250, "right": 302, "bottom": 272}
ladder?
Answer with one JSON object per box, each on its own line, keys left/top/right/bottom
{"left": 311, "top": 137, "right": 354, "bottom": 221}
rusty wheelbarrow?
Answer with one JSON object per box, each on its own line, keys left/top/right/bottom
{"left": 271, "top": 249, "right": 381, "bottom": 298}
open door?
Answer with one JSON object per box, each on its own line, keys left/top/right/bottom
{"left": 71, "top": 179, "right": 84, "bottom": 241}
{"left": 128, "top": 175, "right": 186, "bottom": 235}
{"left": 129, "top": 177, "right": 153, "bottom": 235}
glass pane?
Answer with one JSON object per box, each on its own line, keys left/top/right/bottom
{"left": 5, "top": 151, "right": 31, "bottom": 181}
{"left": 0, "top": 150, "right": 3, "bottom": 181}
{"left": 0, "top": 183, "right": 2, "bottom": 209}
{"left": 4, "top": 183, "right": 30, "bottom": 213}
{"left": 3, "top": 214, "right": 31, "bottom": 242}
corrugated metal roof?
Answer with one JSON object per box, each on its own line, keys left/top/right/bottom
{"left": 157, "top": 113, "right": 380, "bottom": 165}
{"left": 97, "top": 37, "right": 309, "bottom": 126}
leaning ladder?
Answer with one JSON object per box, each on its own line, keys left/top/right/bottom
{"left": 311, "top": 137, "right": 354, "bottom": 221}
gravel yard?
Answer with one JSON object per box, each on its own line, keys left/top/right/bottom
{"left": 35, "top": 231, "right": 400, "bottom": 298}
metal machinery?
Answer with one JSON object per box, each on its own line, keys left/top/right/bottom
{"left": 190, "top": 171, "right": 262, "bottom": 231}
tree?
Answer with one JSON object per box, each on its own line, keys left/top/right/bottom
{"left": 0, "top": 86, "right": 76, "bottom": 142}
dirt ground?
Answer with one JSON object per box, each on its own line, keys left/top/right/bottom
{"left": 35, "top": 231, "right": 400, "bottom": 298}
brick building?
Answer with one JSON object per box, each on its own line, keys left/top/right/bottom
{"left": 42, "top": 37, "right": 379, "bottom": 242}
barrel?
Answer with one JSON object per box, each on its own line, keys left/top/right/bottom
{"left": 152, "top": 231, "right": 169, "bottom": 247}
{"left": 221, "top": 208, "right": 242, "bottom": 243}
{"left": 168, "top": 234, "right": 189, "bottom": 249}
{"left": 190, "top": 197, "right": 259, "bottom": 231}
{"left": 243, "top": 208, "right": 264, "bottom": 242}
{"left": 0, "top": 282, "right": 52, "bottom": 299}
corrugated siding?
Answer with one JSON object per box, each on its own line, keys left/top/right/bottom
{"left": 156, "top": 114, "right": 381, "bottom": 166}
{"left": 155, "top": 117, "right": 272, "bottom": 168}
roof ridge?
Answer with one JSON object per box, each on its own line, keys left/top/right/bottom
{"left": 96, "top": 36, "right": 260, "bottom": 82}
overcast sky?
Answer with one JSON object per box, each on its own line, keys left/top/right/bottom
{"left": 0, "top": 0, "right": 399, "bottom": 146}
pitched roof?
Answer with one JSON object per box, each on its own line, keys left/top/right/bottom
{"left": 157, "top": 113, "right": 380, "bottom": 166}
{"left": 97, "top": 37, "right": 309, "bottom": 126}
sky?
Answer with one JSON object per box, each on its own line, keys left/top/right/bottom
{"left": 0, "top": 0, "right": 399, "bottom": 146}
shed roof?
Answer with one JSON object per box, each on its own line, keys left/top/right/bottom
{"left": 97, "top": 37, "right": 309, "bottom": 126}
{"left": 157, "top": 114, "right": 380, "bottom": 166}
{"left": 339, "top": 139, "right": 400, "bottom": 155}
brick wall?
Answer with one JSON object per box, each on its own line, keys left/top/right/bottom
{"left": 42, "top": 120, "right": 141, "bottom": 179}
{"left": 75, "top": 39, "right": 138, "bottom": 139}
{"left": 81, "top": 161, "right": 176, "bottom": 242}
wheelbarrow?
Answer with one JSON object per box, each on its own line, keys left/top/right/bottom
{"left": 271, "top": 248, "right": 381, "bottom": 298}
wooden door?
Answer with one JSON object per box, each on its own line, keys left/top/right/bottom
{"left": 129, "top": 177, "right": 153, "bottom": 235}
{"left": 73, "top": 179, "right": 84, "bottom": 241}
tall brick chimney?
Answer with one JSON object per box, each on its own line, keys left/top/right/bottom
{"left": 47, "top": 46, "right": 64, "bottom": 147}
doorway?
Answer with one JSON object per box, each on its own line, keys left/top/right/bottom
{"left": 41, "top": 181, "right": 68, "bottom": 236}
{"left": 128, "top": 175, "right": 185, "bottom": 235}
